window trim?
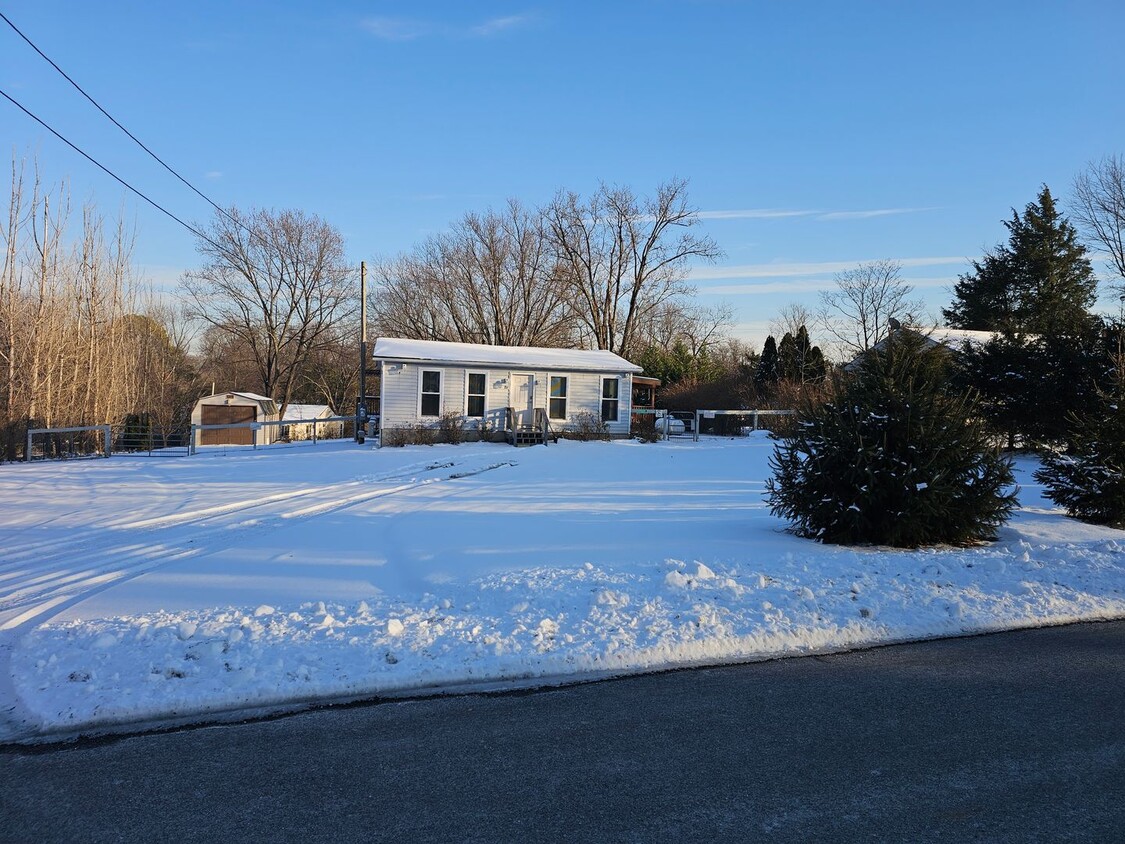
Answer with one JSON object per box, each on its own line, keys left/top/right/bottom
{"left": 418, "top": 368, "right": 444, "bottom": 418}
{"left": 601, "top": 376, "right": 620, "bottom": 423}
{"left": 548, "top": 373, "right": 568, "bottom": 421}
{"left": 465, "top": 370, "right": 488, "bottom": 419}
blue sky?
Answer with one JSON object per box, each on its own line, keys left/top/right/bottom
{"left": 3, "top": 1, "right": 1123, "bottom": 350}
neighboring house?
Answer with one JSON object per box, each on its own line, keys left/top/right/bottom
{"left": 844, "top": 326, "right": 999, "bottom": 371}
{"left": 372, "top": 338, "right": 643, "bottom": 445}
{"left": 281, "top": 403, "right": 340, "bottom": 441}
{"left": 191, "top": 392, "right": 279, "bottom": 447}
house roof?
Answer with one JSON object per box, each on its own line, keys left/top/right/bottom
{"left": 282, "top": 404, "right": 333, "bottom": 422}
{"left": 843, "top": 327, "right": 1002, "bottom": 372}
{"left": 926, "top": 327, "right": 1000, "bottom": 348}
{"left": 372, "top": 338, "right": 643, "bottom": 373}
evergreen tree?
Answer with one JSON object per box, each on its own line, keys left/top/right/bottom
{"left": 944, "top": 186, "right": 1098, "bottom": 336}
{"left": 944, "top": 251, "right": 1019, "bottom": 333}
{"left": 776, "top": 325, "right": 827, "bottom": 383}
{"left": 633, "top": 341, "right": 697, "bottom": 387}
{"left": 755, "top": 335, "right": 780, "bottom": 389}
{"left": 955, "top": 319, "right": 1111, "bottom": 449}
{"left": 794, "top": 325, "right": 827, "bottom": 382}
{"left": 767, "top": 332, "right": 1017, "bottom": 547}
{"left": 953, "top": 334, "right": 1038, "bottom": 449}
{"left": 1035, "top": 380, "right": 1125, "bottom": 528}
{"left": 777, "top": 332, "right": 798, "bottom": 381}
{"left": 804, "top": 344, "right": 828, "bottom": 383}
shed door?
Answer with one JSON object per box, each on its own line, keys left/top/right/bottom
{"left": 201, "top": 404, "right": 255, "bottom": 445}
{"left": 510, "top": 373, "right": 535, "bottom": 428}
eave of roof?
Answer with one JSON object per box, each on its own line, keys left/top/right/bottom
{"left": 371, "top": 337, "right": 642, "bottom": 373}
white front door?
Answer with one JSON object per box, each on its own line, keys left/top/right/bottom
{"left": 511, "top": 373, "right": 535, "bottom": 427}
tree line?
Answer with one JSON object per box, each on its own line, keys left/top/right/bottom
{"left": 4, "top": 153, "right": 1124, "bottom": 462}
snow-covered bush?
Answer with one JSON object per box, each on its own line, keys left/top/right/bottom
{"left": 766, "top": 332, "right": 1017, "bottom": 547}
{"left": 382, "top": 424, "right": 438, "bottom": 447}
{"left": 439, "top": 412, "right": 466, "bottom": 445}
{"left": 564, "top": 411, "right": 610, "bottom": 441}
{"left": 1034, "top": 391, "right": 1125, "bottom": 528}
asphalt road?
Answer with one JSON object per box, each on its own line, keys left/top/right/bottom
{"left": 2, "top": 621, "right": 1123, "bottom": 843}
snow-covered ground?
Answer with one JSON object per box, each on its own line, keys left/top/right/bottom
{"left": 1, "top": 435, "right": 1123, "bottom": 742}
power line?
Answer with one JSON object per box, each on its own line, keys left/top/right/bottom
{"left": 0, "top": 85, "right": 219, "bottom": 249}
{"left": 0, "top": 9, "right": 232, "bottom": 223}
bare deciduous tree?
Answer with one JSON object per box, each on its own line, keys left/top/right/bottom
{"left": 817, "top": 259, "right": 923, "bottom": 356}
{"left": 769, "top": 301, "right": 816, "bottom": 343}
{"left": 372, "top": 200, "right": 573, "bottom": 347}
{"left": 1, "top": 155, "right": 197, "bottom": 458}
{"left": 1071, "top": 154, "right": 1125, "bottom": 290}
{"left": 544, "top": 178, "right": 722, "bottom": 358}
{"left": 639, "top": 300, "right": 733, "bottom": 358}
{"left": 181, "top": 207, "right": 355, "bottom": 418}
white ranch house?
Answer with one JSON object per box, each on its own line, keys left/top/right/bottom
{"left": 372, "top": 338, "right": 642, "bottom": 445}
{"left": 281, "top": 403, "right": 340, "bottom": 441}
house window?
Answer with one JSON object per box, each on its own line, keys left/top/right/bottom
{"left": 601, "top": 377, "right": 619, "bottom": 422}
{"left": 466, "top": 372, "right": 487, "bottom": 418}
{"left": 420, "top": 369, "right": 442, "bottom": 417}
{"left": 549, "top": 375, "right": 568, "bottom": 420}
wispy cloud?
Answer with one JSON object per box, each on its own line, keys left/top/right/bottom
{"left": 819, "top": 207, "right": 939, "bottom": 220}
{"left": 690, "top": 256, "right": 968, "bottom": 282}
{"left": 699, "top": 275, "right": 960, "bottom": 296}
{"left": 696, "top": 209, "right": 817, "bottom": 220}
{"left": 204, "top": 171, "right": 222, "bottom": 181}
{"left": 362, "top": 13, "right": 536, "bottom": 42}
{"left": 696, "top": 207, "right": 937, "bottom": 222}
{"left": 470, "top": 15, "right": 535, "bottom": 37}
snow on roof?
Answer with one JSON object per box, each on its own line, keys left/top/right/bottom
{"left": 282, "top": 404, "right": 333, "bottom": 422}
{"left": 926, "top": 327, "right": 999, "bottom": 348}
{"left": 372, "top": 337, "right": 643, "bottom": 373}
{"left": 199, "top": 391, "right": 276, "bottom": 406}
{"left": 226, "top": 391, "right": 275, "bottom": 403}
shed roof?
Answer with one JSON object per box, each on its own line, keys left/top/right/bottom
{"left": 197, "top": 392, "right": 279, "bottom": 416}
{"left": 372, "top": 338, "right": 642, "bottom": 373}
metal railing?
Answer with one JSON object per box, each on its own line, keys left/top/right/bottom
{"left": 630, "top": 408, "right": 697, "bottom": 440}
{"left": 25, "top": 424, "right": 111, "bottom": 461}
{"left": 692, "top": 409, "right": 796, "bottom": 441}
{"left": 533, "top": 407, "right": 552, "bottom": 444}
{"left": 189, "top": 415, "right": 355, "bottom": 454}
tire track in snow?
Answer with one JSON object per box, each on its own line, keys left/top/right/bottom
{"left": 0, "top": 459, "right": 516, "bottom": 632}
{"left": 0, "top": 456, "right": 463, "bottom": 573}
{"left": 0, "top": 457, "right": 458, "bottom": 602}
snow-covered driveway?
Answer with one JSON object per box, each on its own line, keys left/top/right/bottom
{"left": 1, "top": 436, "right": 1123, "bottom": 741}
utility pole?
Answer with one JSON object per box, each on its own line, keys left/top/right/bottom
{"left": 356, "top": 260, "right": 368, "bottom": 442}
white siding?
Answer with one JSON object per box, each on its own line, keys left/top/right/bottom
{"left": 378, "top": 362, "right": 634, "bottom": 436}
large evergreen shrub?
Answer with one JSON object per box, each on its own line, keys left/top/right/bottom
{"left": 766, "top": 333, "right": 1017, "bottom": 547}
{"left": 1034, "top": 387, "right": 1125, "bottom": 528}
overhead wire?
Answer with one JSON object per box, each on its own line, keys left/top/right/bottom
{"left": 0, "top": 9, "right": 236, "bottom": 226}
{"left": 0, "top": 85, "right": 222, "bottom": 249}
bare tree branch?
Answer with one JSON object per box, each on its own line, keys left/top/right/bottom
{"left": 180, "top": 207, "right": 355, "bottom": 418}
{"left": 817, "top": 259, "right": 924, "bottom": 357}
{"left": 545, "top": 178, "right": 722, "bottom": 357}
{"left": 1071, "top": 154, "right": 1125, "bottom": 292}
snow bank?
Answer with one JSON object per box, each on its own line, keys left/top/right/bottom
{"left": 2, "top": 440, "right": 1123, "bottom": 739}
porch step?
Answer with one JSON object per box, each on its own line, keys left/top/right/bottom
{"left": 512, "top": 429, "right": 546, "bottom": 447}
